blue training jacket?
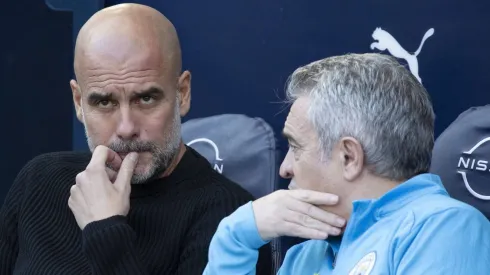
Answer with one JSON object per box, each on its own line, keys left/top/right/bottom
{"left": 203, "top": 174, "right": 490, "bottom": 274}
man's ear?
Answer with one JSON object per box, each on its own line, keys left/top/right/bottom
{"left": 70, "top": 79, "right": 84, "bottom": 123}
{"left": 338, "top": 137, "right": 364, "bottom": 182}
{"left": 177, "top": 70, "right": 191, "bottom": 117}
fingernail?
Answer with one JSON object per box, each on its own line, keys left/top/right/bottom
{"left": 331, "top": 228, "right": 341, "bottom": 235}
{"left": 129, "top": 152, "right": 139, "bottom": 162}
{"left": 330, "top": 195, "right": 339, "bottom": 204}
{"left": 336, "top": 218, "right": 346, "bottom": 227}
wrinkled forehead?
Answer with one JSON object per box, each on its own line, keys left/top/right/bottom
{"left": 76, "top": 54, "right": 179, "bottom": 100}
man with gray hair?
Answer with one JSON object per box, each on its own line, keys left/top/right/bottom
{"left": 204, "top": 53, "right": 490, "bottom": 274}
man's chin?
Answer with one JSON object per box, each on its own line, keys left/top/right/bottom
{"left": 133, "top": 163, "right": 149, "bottom": 175}
{"left": 130, "top": 164, "right": 153, "bottom": 180}
{"left": 130, "top": 163, "right": 166, "bottom": 184}
{"left": 130, "top": 171, "right": 153, "bottom": 185}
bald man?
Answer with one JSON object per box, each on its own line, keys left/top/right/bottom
{"left": 0, "top": 4, "right": 272, "bottom": 275}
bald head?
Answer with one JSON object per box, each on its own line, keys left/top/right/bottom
{"left": 74, "top": 4, "right": 182, "bottom": 82}
{"left": 70, "top": 4, "right": 192, "bottom": 182}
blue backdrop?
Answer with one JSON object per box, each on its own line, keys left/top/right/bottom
{"left": 2, "top": 0, "right": 490, "bottom": 202}
{"left": 0, "top": 0, "right": 73, "bottom": 202}
{"left": 73, "top": 0, "right": 490, "bottom": 156}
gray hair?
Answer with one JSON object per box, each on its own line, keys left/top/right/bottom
{"left": 286, "top": 53, "right": 434, "bottom": 181}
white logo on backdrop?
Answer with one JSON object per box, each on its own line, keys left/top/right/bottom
{"left": 457, "top": 137, "right": 490, "bottom": 200}
{"left": 370, "top": 27, "right": 434, "bottom": 83}
{"left": 187, "top": 138, "right": 224, "bottom": 173}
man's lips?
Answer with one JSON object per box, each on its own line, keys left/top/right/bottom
{"left": 117, "top": 151, "right": 148, "bottom": 159}
{"left": 118, "top": 152, "right": 129, "bottom": 159}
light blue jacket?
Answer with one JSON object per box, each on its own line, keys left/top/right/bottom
{"left": 203, "top": 174, "right": 490, "bottom": 274}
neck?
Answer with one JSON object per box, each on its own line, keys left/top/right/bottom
{"left": 159, "top": 141, "right": 187, "bottom": 178}
{"left": 325, "top": 174, "right": 402, "bottom": 223}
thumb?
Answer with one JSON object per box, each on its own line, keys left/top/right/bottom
{"left": 115, "top": 152, "right": 139, "bottom": 192}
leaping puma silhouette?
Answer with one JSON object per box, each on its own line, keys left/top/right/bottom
{"left": 370, "top": 27, "right": 434, "bottom": 83}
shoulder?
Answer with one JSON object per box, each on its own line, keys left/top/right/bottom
{"left": 183, "top": 147, "right": 257, "bottom": 203}
{"left": 405, "top": 194, "right": 490, "bottom": 245}
{"left": 199, "top": 169, "right": 256, "bottom": 203}
{"left": 393, "top": 196, "right": 490, "bottom": 272}
{"left": 410, "top": 194, "right": 487, "bottom": 225}
{"left": 22, "top": 151, "right": 90, "bottom": 173}
{"left": 28, "top": 151, "right": 90, "bottom": 164}
{"left": 182, "top": 169, "right": 256, "bottom": 221}
{"left": 15, "top": 151, "right": 91, "bottom": 187}
{"left": 4, "top": 151, "right": 91, "bottom": 209}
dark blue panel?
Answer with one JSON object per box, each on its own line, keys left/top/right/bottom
{"left": 0, "top": 0, "right": 73, "bottom": 203}
{"left": 46, "top": 0, "right": 105, "bottom": 151}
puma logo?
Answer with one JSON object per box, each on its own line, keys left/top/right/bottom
{"left": 370, "top": 27, "right": 434, "bottom": 83}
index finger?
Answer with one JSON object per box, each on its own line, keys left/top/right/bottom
{"left": 87, "top": 145, "right": 118, "bottom": 171}
{"left": 115, "top": 152, "right": 139, "bottom": 190}
{"left": 286, "top": 199, "right": 346, "bottom": 228}
{"left": 288, "top": 189, "right": 339, "bottom": 205}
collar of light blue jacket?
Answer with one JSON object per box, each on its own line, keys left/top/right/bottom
{"left": 328, "top": 173, "right": 448, "bottom": 256}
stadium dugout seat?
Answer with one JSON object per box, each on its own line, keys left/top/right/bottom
{"left": 182, "top": 114, "right": 282, "bottom": 273}
{"left": 430, "top": 105, "right": 490, "bottom": 220}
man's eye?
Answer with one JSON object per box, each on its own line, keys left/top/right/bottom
{"left": 140, "top": 96, "right": 155, "bottom": 104}
{"left": 97, "top": 100, "right": 112, "bottom": 107}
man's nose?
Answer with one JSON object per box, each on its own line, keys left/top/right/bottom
{"left": 279, "top": 150, "right": 294, "bottom": 179}
{"left": 116, "top": 107, "right": 139, "bottom": 141}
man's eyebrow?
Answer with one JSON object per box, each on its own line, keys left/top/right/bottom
{"left": 132, "top": 86, "right": 165, "bottom": 99}
{"left": 87, "top": 92, "right": 113, "bottom": 103}
{"left": 282, "top": 130, "right": 298, "bottom": 144}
